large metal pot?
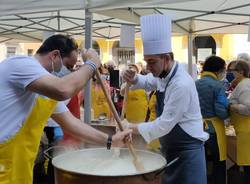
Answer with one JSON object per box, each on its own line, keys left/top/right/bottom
{"left": 52, "top": 148, "right": 167, "bottom": 184}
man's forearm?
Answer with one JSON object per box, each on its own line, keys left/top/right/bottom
{"left": 131, "top": 74, "right": 157, "bottom": 92}
{"left": 60, "top": 64, "right": 94, "bottom": 97}
{"left": 66, "top": 121, "right": 108, "bottom": 146}
{"left": 53, "top": 112, "right": 108, "bottom": 146}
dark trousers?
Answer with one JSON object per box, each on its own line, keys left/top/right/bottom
{"left": 44, "top": 127, "right": 55, "bottom": 184}
{"left": 243, "top": 166, "right": 250, "bottom": 184}
{"left": 44, "top": 127, "right": 55, "bottom": 146}
{"left": 33, "top": 127, "right": 55, "bottom": 184}
{"left": 206, "top": 132, "right": 226, "bottom": 184}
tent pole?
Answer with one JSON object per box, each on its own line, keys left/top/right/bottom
{"left": 188, "top": 33, "right": 193, "bottom": 76}
{"left": 84, "top": 9, "right": 93, "bottom": 124}
{"left": 187, "top": 18, "right": 194, "bottom": 77}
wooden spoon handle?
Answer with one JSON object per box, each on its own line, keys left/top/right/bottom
{"left": 95, "top": 70, "right": 124, "bottom": 131}
{"left": 95, "top": 70, "right": 142, "bottom": 169}
{"left": 121, "top": 83, "right": 130, "bottom": 120}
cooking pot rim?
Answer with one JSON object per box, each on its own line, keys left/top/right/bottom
{"left": 52, "top": 147, "right": 167, "bottom": 176}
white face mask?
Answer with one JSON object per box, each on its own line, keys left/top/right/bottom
{"left": 51, "top": 55, "right": 70, "bottom": 77}
{"left": 51, "top": 57, "right": 63, "bottom": 73}
{"left": 53, "top": 65, "right": 71, "bottom": 77}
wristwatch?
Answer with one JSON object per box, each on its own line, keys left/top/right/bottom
{"left": 107, "top": 135, "right": 112, "bottom": 150}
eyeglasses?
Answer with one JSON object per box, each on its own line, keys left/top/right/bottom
{"left": 227, "top": 69, "right": 238, "bottom": 72}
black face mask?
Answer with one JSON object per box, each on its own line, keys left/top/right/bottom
{"left": 158, "top": 57, "right": 172, "bottom": 78}
{"left": 159, "top": 63, "right": 171, "bottom": 78}
{"left": 159, "top": 70, "right": 168, "bottom": 78}
{"left": 226, "top": 72, "right": 235, "bottom": 83}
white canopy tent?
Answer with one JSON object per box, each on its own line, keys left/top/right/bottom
{"left": 0, "top": 0, "right": 249, "bottom": 42}
{"left": 1, "top": 0, "right": 250, "bottom": 122}
{"left": 0, "top": 0, "right": 190, "bottom": 42}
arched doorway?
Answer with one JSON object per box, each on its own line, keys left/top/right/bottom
{"left": 112, "top": 41, "right": 135, "bottom": 66}
{"left": 193, "top": 36, "right": 216, "bottom": 62}
{"left": 92, "top": 41, "right": 100, "bottom": 56}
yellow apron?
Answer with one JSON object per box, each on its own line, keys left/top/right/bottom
{"left": 126, "top": 89, "right": 148, "bottom": 123}
{"left": 91, "top": 84, "right": 110, "bottom": 119}
{"left": 146, "top": 93, "right": 160, "bottom": 151}
{"left": 230, "top": 112, "right": 250, "bottom": 165}
{"left": 204, "top": 117, "right": 227, "bottom": 161}
{"left": 0, "top": 96, "right": 57, "bottom": 184}
{"left": 148, "top": 93, "right": 157, "bottom": 122}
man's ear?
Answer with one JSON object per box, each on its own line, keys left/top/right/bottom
{"left": 163, "top": 54, "right": 171, "bottom": 65}
{"left": 49, "top": 50, "right": 60, "bottom": 60}
{"left": 165, "top": 53, "right": 171, "bottom": 61}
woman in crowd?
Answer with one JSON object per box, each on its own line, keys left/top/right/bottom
{"left": 91, "top": 65, "right": 111, "bottom": 120}
{"left": 229, "top": 60, "right": 250, "bottom": 184}
{"left": 121, "top": 64, "right": 148, "bottom": 123}
{"left": 195, "top": 56, "right": 229, "bottom": 184}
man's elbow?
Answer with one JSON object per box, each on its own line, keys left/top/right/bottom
{"left": 54, "top": 87, "right": 73, "bottom": 101}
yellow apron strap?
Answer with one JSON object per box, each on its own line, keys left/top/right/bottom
{"left": 204, "top": 121, "right": 209, "bottom": 130}
{"left": 148, "top": 93, "right": 157, "bottom": 122}
{"left": 231, "top": 112, "right": 250, "bottom": 165}
{"left": 0, "top": 96, "right": 57, "bottom": 184}
{"left": 204, "top": 117, "right": 227, "bottom": 161}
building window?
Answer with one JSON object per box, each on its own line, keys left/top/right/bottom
{"left": 6, "top": 47, "right": 16, "bottom": 58}
{"left": 112, "top": 41, "right": 135, "bottom": 65}
{"left": 27, "top": 49, "right": 34, "bottom": 56}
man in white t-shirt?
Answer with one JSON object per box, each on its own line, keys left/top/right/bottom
{"left": 0, "top": 34, "right": 131, "bottom": 184}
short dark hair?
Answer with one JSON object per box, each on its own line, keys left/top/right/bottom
{"left": 203, "top": 56, "right": 226, "bottom": 73}
{"left": 36, "top": 34, "right": 78, "bottom": 58}
{"left": 158, "top": 52, "right": 174, "bottom": 60}
{"left": 234, "top": 60, "right": 250, "bottom": 78}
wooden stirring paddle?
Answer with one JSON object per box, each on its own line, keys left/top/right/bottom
{"left": 95, "top": 70, "right": 144, "bottom": 172}
{"left": 121, "top": 83, "right": 130, "bottom": 120}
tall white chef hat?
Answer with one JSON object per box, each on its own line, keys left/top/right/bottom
{"left": 140, "top": 14, "right": 172, "bottom": 55}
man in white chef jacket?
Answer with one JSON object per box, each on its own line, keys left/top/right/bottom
{"left": 123, "top": 14, "right": 209, "bottom": 184}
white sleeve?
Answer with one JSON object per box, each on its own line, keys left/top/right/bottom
{"left": 229, "top": 87, "right": 239, "bottom": 104}
{"left": 9, "top": 56, "right": 50, "bottom": 89}
{"left": 237, "top": 104, "right": 250, "bottom": 116}
{"left": 53, "top": 101, "right": 69, "bottom": 114}
{"left": 238, "top": 89, "right": 250, "bottom": 107}
{"left": 235, "top": 87, "right": 250, "bottom": 115}
{"left": 138, "top": 83, "right": 191, "bottom": 143}
{"left": 130, "top": 73, "right": 158, "bottom": 92}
